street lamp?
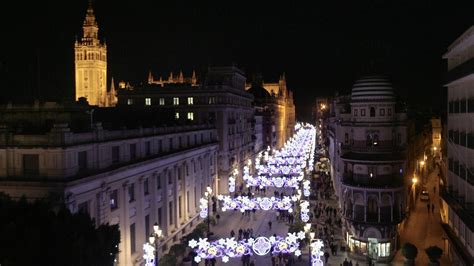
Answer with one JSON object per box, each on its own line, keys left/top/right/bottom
{"left": 205, "top": 186, "right": 212, "bottom": 233}
{"left": 148, "top": 222, "right": 163, "bottom": 266}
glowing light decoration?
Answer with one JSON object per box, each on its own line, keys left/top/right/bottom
{"left": 143, "top": 242, "right": 155, "bottom": 266}
{"left": 199, "top": 197, "right": 209, "bottom": 218}
{"left": 188, "top": 232, "right": 306, "bottom": 263}
{"left": 300, "top": 200, "right": 310, "bottom": 222}
{"left": 228, "top": 175, "right": 236, "bottom": 193}
{"left": 310, "top": 239, "right": 325, "bottom": 266}
{"left": 303, "top": 180, "right": 311, "bottom": 197}
{"left": 218, "top": 195, "right": 294, "bottom": 212}
{"left": 252, "top": 237, "right": 272, "bottom": 255}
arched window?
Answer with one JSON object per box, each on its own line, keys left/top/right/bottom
{"left": 368, "top": 197, "right": 378, "bottom": 214}
{"left": 373, "top": 134, "right": 379, "bottom": 146}
{"left": 370, "top": 107, "right": 376, "bottom": 117}
{"left": 344, "top": 133, "right": 349, "bottom": 144}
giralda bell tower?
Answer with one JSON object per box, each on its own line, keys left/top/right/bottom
{"left": 75, "top": 1, "right": 107, "bottom": 106}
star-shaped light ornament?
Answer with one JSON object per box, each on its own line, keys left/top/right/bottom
{"left": 188, "top": 239, "right": 198, "bottom": 248}
{"left": 297, "top": 231, "right": 306, "bottom": 240}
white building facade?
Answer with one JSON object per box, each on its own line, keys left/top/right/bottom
{"left": 442, "top": 25, "right": 474, "bottom": 265}
{"left": 0, "top": 122, "right": 218, "bottom": 266}
{"left": 327, "top": 76, "right": 407, "bottom": 262}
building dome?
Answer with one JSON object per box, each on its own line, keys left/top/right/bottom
{"left": 351, "top": 76, "right": 395, "bottom": 102}
{"left": 247, "top": 85, "right": 271, "bottom": 99}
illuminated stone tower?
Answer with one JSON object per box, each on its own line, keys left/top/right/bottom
{"left": 75, "top": 1, "right": 108, "bottom": 106}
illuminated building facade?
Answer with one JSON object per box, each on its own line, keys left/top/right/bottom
{"left": 0, "top": 102, "right": 218, "bottom": 266}
{"left": 74, "top": 2, "right": 117, "bottom": 107}
{"left": 441, "top": 25, "right": 474, "bottom": 265}
{"left": 327, "top": 76, "right": 407, "bottom": 262}
{"left": 117, "top": 66, "right": 255, "bottom": 194}
{"left": 245, "top": 74, "right": 296, "bottom": 149}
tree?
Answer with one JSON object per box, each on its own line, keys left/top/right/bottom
{"left": 425, "top": 246, "right": 443, "bottom": 265}
{"left": 401, "top": 242, "right": 418, "bottom": 266}
{"left": 0, "top": 193, "right": 120, "bottom": 266}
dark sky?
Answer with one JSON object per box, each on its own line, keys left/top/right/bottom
{"left": 1, "top": 0, "right": 473, "bottom": 120}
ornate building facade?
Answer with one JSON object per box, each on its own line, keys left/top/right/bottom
{"left": 442, "top": 25, "right": 474, "bottom": 265}
{"left": 117, "top": 66, "right": 255, "bottom": 194}
{"left": 75, "top": 2, "right": 117, "bottom": 107}
{"left": 0, "top": 102, "right": 218, "bottom": 266}
{"left": 148, "top": 70, "right": 198, "bottom": 87}
{"left": 327, "top": 76, "right": 407, "bottom": 262}
{"left": 245, "top": 74, "right": 296, "bottom": 149}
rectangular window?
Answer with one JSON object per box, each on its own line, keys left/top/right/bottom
{"left": 188, "top": 97, "right": 194, "bottom": 105}
{"left": 468, "top": 133, "right": 474, "bottom": 149}
{"left": 208, "top": 96, "right": 216, "bottom": 104}
{"left": 448, "top": 130, "right": 454, "bottom": 142}
{"left": 454, "top": 100, "right": 459, "bottom": 113}
{"left": 145, "top": 141, "right": 151, "bottom": 156}
{"left": 449, "top": 101, "right": 454, "bottom": 113}
{"left": 361, "top": 109, "right": 366, "bottom": 116}
{"left": 460, "top": 132, "right": 467, "bottom": 146}
{"left": 169, "top": 138, "right": 173, "bottom": 150}
{"left": 130, "top": 223, "right": 136, "bottom": 254}
{"left": 460, "top": 99, "right": 466, "bottom": 113}
{"left": 127, "top": 98, "right": 133, "bottom": 105}
{"left": 187, "top": 191, "right": 190, "bottom": 212}
{"left": 168, "top": 172, "right": 172, "bottom": 184}
{"left": 187, "top": 112, "right": 194, "bottom": 120}
{"left": 157, "top": 174, "right": 162, "bottom": 189}
{"left": 23, "top": 154, "right": 39, "bottom": 176}
{"left": 158, "top": 139, "right": 162, "bottom": 153}
{"left": 145, "top": 215, "right": 150, "bottom": 240}
{"left": 354, "top": 109, "right": 358, "bottom": 116}
{"left": 110, "top": 189, "right": 118, "bottom": 210}
{"left": 128, "top": 183, "right": 135, "bottom": 202}
{"left": 159, "top": 98, "right": 165, "bottom": 105}
{"left": 380, "top": 108, "right": 385, "bottom": 116}
{"left": 179, "top": 196, "right": 182, "bottom": 219}
{"left": 388, "top": 108, "right": 392, "bottom": 116}
{"left": 78, "top": 151, "right": 87, "bottom": 171}
{"left": 173, "top": 97, "right": 179, "bottom": 105}
{"left": 130, "top": 143, "right": 137, "bottom": 160}
{"left": 112, "top": 146, "right": 120, "bottom": 163}
{"left": 468, "top": 98, "right": 474, "bottom": 113}
{"left": 169, "top": 202, "right": 173, "bottom": 225}
{"left": 175, "top": 112, "right": 180, "bottom": 119}
{"left": 158, "top": 207, "right": 162, "bottom": 226}
{"left": 78, "top": 201, "right": 89, "bottom": 214}
{"left": 144, "top": 178, "right": 149, "bottom": 195}
{"left": 145, "top": 98, "right": 152, "bottom": 106}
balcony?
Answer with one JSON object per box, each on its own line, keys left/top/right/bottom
{"left": 440, "top": 186, "right": 474, "bottom": 232}
{"left": 344, "top": 207, "right": 404, "bottom": 224}
{"left": 445, "top": 56, "right": 474, "bottom": 85}
{"left": 342, "top": 173, "right": 404, "bottom": 189}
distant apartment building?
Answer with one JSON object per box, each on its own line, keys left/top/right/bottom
{"left": 441, "top": 25, "right": 474, "bottom": 265}
{"left": 0, "top": 102, "right": 218, "bottom": 266}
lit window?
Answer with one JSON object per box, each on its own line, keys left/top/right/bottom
{"left": 127, "top": 98, "right": 133, "bottom": 105}
{"left": 188, "top": 97, "right": 194, "bottom": 105}
{"left": 209, "top": 97, "right": 216, "bottom": 104}
{"left": 175, "top": 112, "right": 180, "bottom": 119}
{"left": 145, "top": 98, "right": 151, "bottom": 106}
{"left": 187, "top": 112, "right": 194, "bottom": 120}
{"left": 173, "top": 97, "right": 179, "bottom": 105}
{"left": 159, "top": 98, "right": 165, "bottom": 105}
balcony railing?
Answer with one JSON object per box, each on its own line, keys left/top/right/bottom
{"left": 445, "top": 56, "right": 474, "bottom": 85}
{"left": 342, "top": 173, "right": 404, "bottom": 189}
{"left": 440, "top": 185, "right": 474, "bottom": 232}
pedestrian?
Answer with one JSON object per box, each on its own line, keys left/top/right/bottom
{"left": 427, "top": 203, "right": 430, "bottom": 213}
{"left": 249, "top": 260, "right": 255, "bottom": 266}
{"left": 231, "top": 230, "right": 235, "bottom": 238}
{"left": 268, "top": 220, "right": 272, "bottom": 230}
{"left": 342, "top": 258, "right": 349, "bottom": 266}
{"left": 216, "top": 214, "right": 220, "bottom": 224}
{"left": 431, "top": 204, "right": 435, "bottom": 213}
{"left": 348, "top": 260, "right": 353, "bottom": 266}
{"left": 324, "top": 251, "right": 330, "bottom": 264}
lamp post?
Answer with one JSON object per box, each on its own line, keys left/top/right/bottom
{"left": 205, "top": 186, "right": 212, "bottom": 233}
{"left": 411, "top": 176, "right": 418, "bottom": 209}
{"left": 148, "top": 222, "right": 163, "bottom": 266}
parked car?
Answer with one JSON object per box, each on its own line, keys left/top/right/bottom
{"left": 420, "top": 190, "right": 430, "bottom": 201}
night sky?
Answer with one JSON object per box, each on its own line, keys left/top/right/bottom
{"left": 1, "top": 0, "right": 473, "bottom": 120}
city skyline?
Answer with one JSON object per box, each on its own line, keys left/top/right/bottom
{"left": 1, "top": 0, "right": 473, "bottom": 119}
